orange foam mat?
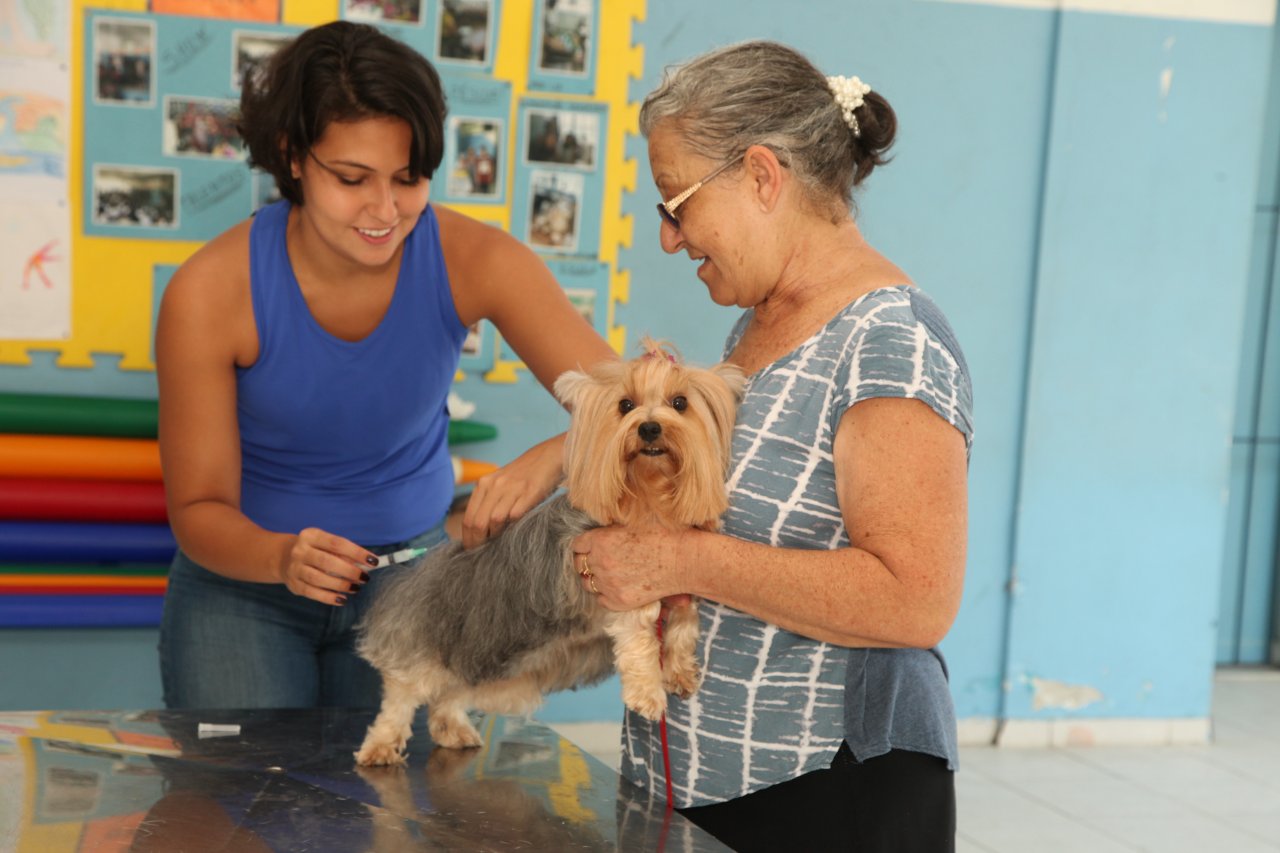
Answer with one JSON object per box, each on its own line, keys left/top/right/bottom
{"left": 0, "top": 435, "right": 162, "bottom": 481}
{"left": 0, "top": 575, "right": 168, "bottom": 594}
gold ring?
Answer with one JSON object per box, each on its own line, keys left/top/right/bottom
{"left": 588, "top": 574, "right": 600, "bottom": 595}
{"left": 578, "top": 554, "right": 590, "bottom": 577}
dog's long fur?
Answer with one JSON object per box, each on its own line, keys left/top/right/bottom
{"left": 355, "top": 339, "right": 743, "bottom": 765}
{"left": 358, "top": 495, "right": 605, "bottom": 687}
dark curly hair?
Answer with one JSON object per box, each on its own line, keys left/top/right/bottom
{"left": 238, "top": 21, "right": 447, "bottom": 205}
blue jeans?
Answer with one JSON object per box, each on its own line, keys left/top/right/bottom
{"left": 159, "top": 525, "right": 446, "bottom": 710}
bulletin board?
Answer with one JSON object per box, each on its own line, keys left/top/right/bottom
{"left": 0, "top": 0, "right": 643, "bottom": 381}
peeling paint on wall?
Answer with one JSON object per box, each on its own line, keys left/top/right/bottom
{"left": 1158, "top": 35, "right": 1175, "bottom": 123}
{"left": 1159, "top": 66, "right": 1173, "bottom": 121}
{"left": 1030, "top": 677, "right": 1105, "bottom": 710}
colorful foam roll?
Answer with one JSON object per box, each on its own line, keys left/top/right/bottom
{"left": 0, "top": 594, "right": 164, "bottom": 628}
{"left": 0, "top": 393, "right": 497, "bottom": 445}
{"left": 0, "top": 478, "right": 167, "bottom": 522}
{"left": 0, "top": 435, "right": 161, "bottom": 481}
{"left": 452, "top": 456, "right": 499, "bottom": 484}
{"left": 0, "top": 520, "right": 176, "bottom": 563}
{"left": 0, "top": 393, "right": 158, "bottom": 438}
{"left": 0, "top": 562, "right": 169, "bottom": 576}
{"left": 447, "top": 420, "right": 498, "bottom": 444}
{"left": 0, "top": 574, "right": 167, "bottom": 595}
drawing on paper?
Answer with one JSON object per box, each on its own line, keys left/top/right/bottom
{"left": 0, "top": 92, "right": 65, "bottom": 179}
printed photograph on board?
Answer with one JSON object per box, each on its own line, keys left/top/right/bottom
{"left": 536, "top": 0, "right": 591, "bottom": 76}
{"left": 438, "top": 0, "right": 492, "bottom": 65}
{"left": 446, "top": 117, "right": 502, "bottom": 199}
{"left": 527, "top": 169, "right": 582, "bottom": 253}
{"left": 92, "top": 164, "right": 178, "bottom": 228}
{"left": 524, "top": 107, "right": 598, "bottom": 170}
{"left": 93, "top": 17, "right": 155, "bottom": 106}
{"left": 342, "top": 0, "right": 423, "bottom": 25}
{"left": 163, "top": 96, "right": 244, "bottom": 160}
{"left": 233, "top": 30, "right": 293, "bottom": 91}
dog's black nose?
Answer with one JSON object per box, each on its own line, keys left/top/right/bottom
{"left": 638, "top": 421, "right": 662, "bottom": 443}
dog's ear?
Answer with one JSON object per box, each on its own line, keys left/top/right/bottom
{"left": 552, "top": 369, "right": 591, "bottom": 408}
{"left": 686, "top": 362, "right": 744, "bottom": 462}
{"left": 711, "top": 362, "right": 747, "bottom": 400}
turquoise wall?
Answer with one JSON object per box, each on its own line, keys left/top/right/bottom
{"left": 1220, "top": 6, "right": 1280, "bottom": 666}
{"left": 2, "top": 0, "right": 1275, "bottom": 730}
{"left": 1001, "top": 9, "right": 1268, "bottom": 719}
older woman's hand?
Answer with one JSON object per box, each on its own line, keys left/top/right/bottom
{"left": 572, "top": 526, "right": 697, "bottom": 611}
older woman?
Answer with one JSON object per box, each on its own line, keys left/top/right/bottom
{"left": 573, "top": 41, "right": 973, "bottom": 852}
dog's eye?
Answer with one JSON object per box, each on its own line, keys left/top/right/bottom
{"left": 619, "top": 399, "right": 635, "bottom": 415}
{"left": 671, "top": 396, "right": 688, "bottom": 413}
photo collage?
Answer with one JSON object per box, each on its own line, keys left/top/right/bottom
{"left": 91, "top": 1, "right": 613, "bottom": 377}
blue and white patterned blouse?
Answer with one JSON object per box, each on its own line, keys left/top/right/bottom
{"left": 620, "top": 285, "right": 974, "bottom": 808}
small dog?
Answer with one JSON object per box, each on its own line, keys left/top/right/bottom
{"left": 354, "top": 339, "right": 743, "bottom": 765}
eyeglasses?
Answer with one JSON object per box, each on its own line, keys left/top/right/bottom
{"left": 656, "top": 156, "right": 742, "bottom": 230}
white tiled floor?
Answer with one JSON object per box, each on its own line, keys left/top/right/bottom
{"left": 551, "top": 667, "right": 1280, "bottom": 852}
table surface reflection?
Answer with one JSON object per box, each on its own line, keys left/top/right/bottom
{"left": 0, "top": 708, "right": 728, "bottom": 852}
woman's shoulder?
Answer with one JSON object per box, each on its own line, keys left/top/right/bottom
{"left": 847, "top": 282, "right": 916, "bottom": 316}
{"left": 156, "top": 217, "right": 259, "bottom": 368}
{"left": 164, "top": 218, "right": 253, "bottom": 319}
{"left": 832, "top": 285, "right": 974, "bottom": 438}
{"left": 435, "top": 205, "right": 528, "bottom": 262}
{"left": 854, "top": 286, "right": 966, "bottom": 370}
{"left": 826, "top": 285, "right": 969, "bottom": 383}
{"left": 838, "top": 285, "right": 954, "bottom": 344}
{"left": 435, "top": 204, "right": 549, "bottom": 306}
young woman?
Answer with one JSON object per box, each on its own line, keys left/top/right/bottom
{"left": 156, "top": 21, "right": 614, "bottom": 710}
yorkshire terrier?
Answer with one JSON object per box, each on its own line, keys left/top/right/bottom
{"left": 354, "top": 339, "right": 743, "bottom": 765}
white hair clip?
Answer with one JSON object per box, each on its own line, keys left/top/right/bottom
{"left": 826, "top": 75, "right": 872, "bottom": 138}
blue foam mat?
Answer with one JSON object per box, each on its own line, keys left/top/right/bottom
{"left": 0, "top": 521, "right": 176, "bottom": 563}
{"left": 0, "top": 594, "right": 164, "bottom": 628}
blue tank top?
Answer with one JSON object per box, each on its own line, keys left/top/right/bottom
{"left": 236, "top": 200, "right": 465, "bottom": 544}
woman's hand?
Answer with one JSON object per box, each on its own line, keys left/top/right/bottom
{"left": 276, "top": 527, "right": 377, "bottom": 606}
{"left": 571, "top": 526, "right": 697, "bottom": 610}
{"left": 438, "top": 210, "right": 616, "bottom": 549}
{"left": 461, "top": 433, "right": 567, "bottom": 548}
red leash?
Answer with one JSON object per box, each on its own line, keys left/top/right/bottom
{"left": 660, "top": 715, "right": 674, "bottom": 806}
{"left": 655, "top": 618, "right": 674, "bottom": 852}
{"left": 655, "top": 618, "right": 675, "bottom": 807}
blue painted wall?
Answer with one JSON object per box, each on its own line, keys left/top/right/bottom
{"left": 1220, "top": 7, "right": 1280, "bottom": 666}
{"left": 1001, "top": 9, "right": 1269, "bottom": 719}
{"left": 2, "top": 1, "right": 1275, "bottom": 730}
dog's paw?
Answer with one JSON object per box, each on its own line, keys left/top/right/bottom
{"left": 355, "top": 740, "right": 408, "bottom": 767}
{"left": 431, "top": 726, "right": 483, "bottom": 749}
{"left": 623, "top": 684, "right": 668, "bottom": 721}
{"left": 664, "top": 663, "right": 702, "bottom": 699}
{"left": 427, "top": 714, "right": 484, "bottom": 749}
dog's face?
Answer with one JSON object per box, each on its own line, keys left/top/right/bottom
{"left": 554, "top": 339, "right": 745, "bottom": 528}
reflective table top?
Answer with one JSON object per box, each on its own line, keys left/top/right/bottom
{"left": 0, "top": 708, "right": 728, "bottom": 852}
